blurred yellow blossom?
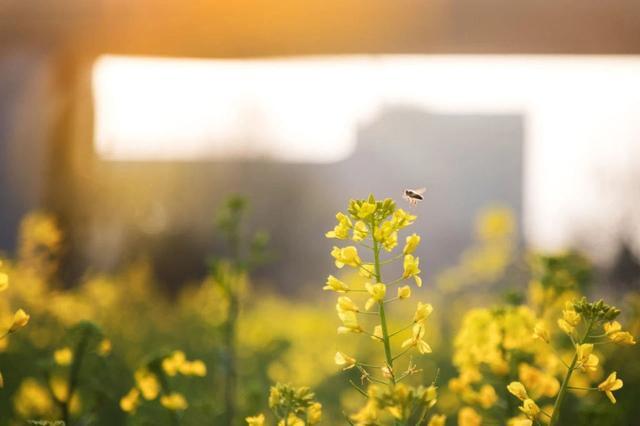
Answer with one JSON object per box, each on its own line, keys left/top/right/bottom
{"left": 120, "top": 388, "right": 140, "bottom": 413}
{"left": 458, "top": 406, "right": 482, "bottom": 426}
{"left": 428, "top": 414, "right": 446, "bottom": 426}
{"left": 98, "top": 338, "right": 112, "bottom": 356}
{"left": 134, "top": 368, "right": 160, "bottom": 400}
{"left": 507, "top": 381, "right": 529, "bottom": 401}
{"left": 334, "top": 351, "right": 356, "bottom": 370}
{"left": 8, "top": 308, "right": 30, "bottom": 333}
{"left": 160, "top": 392, "right": 188, "bottom": 410}
{"left": 245, "top": 414, "right": 265, "bottom": 426}
{"left": 54, "top": 347, "right": 73, "bottom": 366}
{"left": 519, "top": 398, "right": 540, "bottom": 419}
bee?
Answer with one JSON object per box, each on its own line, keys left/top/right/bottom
{"left": 403, "top": 188, "right": 426, "bottom": 206}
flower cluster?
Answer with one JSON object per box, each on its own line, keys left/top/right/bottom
{"left": 508, "top": 297, "right": 635, "bottom": 426}
{"left": 120, "top": 350, "right": 207, "bottom": 413}
{"left": 246, "top": 383, "right": 322, "bottom": 425}
{"left": 324, "top": 195, "right": 443, "bottom": 425}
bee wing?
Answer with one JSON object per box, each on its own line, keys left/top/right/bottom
{"left": 413, "top": 187, "right": 426, "bottom": 195}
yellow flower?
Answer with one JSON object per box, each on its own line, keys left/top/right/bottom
{"left": 397, "top": 285, "right": 411, "bottom": 299}
{"left": 355, "top": 202, "right": 376, "bottom": 219}
{"left": 323, "top": 275, "right": 350, "bottom": 293}
{"left": 391, "top": 209, "right": 416, "bottom": 229}
{"left": 54, "top": 347, "right": 73, "bottom": 366}
{"left": 403, "top": 233, "right": 421, "bottom": 255}
{"left": 519, "top": 398, "right": 539, "bottom": 419}
{"left": 458, "top": 406, "right": 481, "bottom": 426}
{"left": 9, "top": 309, "right": 30, "bottom": 333}
{"left": 364, "top": 282, "right": 386, "bottom": 310}
{"left": 334, "top": 351, "right": 356, "bottom": 370}
{"left": 518, "top": 363, "right": 559, "bottom": 398}
{"left": 402, "top": 255, "right": 422, "bottom": 287}
{"left": 563, "top": 305, "right": 581, "bottom": 326}
{"left": 278, "top": 414, "right": 304, "bottom": 426}
{"left": 134, "top": 368, "right": 160, "bottom": 400}
{"left": 381, "top": 231, "right": 398, "bottom": 252}
{"left": 120, "top": 388, "right": 140, "bottom": 413}
{"left": 162, "top": 350, "right": 187, "bottom": 376}
{"left": 414, "top": 302, "right": 433, "bottom": 323}
{"left": 160, "top": 392, "right": 188, "bottom": 410}
{"left": 337, "top": 311, "right": 362, "bottom": 334}
{"left": 325, "top": 212, "right": 352, "bottom": 239}
{"left": 336, "top": 296, "right": 359, "bottom": 313}
{"left": 609, "top": 331, "right": 636, "bottom": 345}
{"left": 557, "top": 318, "right": 574, "bottom": 335}
{"left": 179, "top": 360, "right": 207, "bottom": 377}
{"left": 598, "top": 372, "right": 623, "bottom": 404}
{"left": 475, "top": 207, "right": 514, "bottom": 240}
{"left": 246, "top": 414, "right": 266, "bottom": 426}
{"left": 98, "top": 339, "right": 112, "bottom": 356}
{"left": 0, "top": 272, "right": 8, "bottom": 292}
{"left": 508, "top": 418, "right": 532, "bottom": 426}
{"left": 401, "top": 323, "right": 431, "bottom": 354}
{"left": 352, "top": 221, "right": 369, "bottom": 242}
{"left": 604, "top": 321, "right": 636, "bottom": 345}
{"left": 533, "top": 321, "right": 550, "bottom": 343}
{"left": 306, "top": 402, "right": 322, "bottom": 424}
{"left": 478, "top": 384, "right": 497, "bottom": 408}
{"left": 331, "top": 246, "right": 361, "bottom": 268}
{"left": 507, "top": 381, "right": 529, "bottom": 401}
{"left": 427, "top": 414, "right": 446, "bottom": 426}
{"left": 576, "top": 343, "right": 599, "bottom": 372}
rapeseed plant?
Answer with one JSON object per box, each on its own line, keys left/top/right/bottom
{"left": 325, "top": 195, "right": 444, "bottom": 425}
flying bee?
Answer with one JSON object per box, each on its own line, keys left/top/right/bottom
{"left": 403, "top": 187, "right": 426, "bottom": 206}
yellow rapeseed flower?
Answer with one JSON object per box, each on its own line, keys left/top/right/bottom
{"left": 162, "top": 350, "right": 187, "bottom": 376}
{"left": 403, "top": 233, "right": 421, "bottom": 255}
{"left": 334, "top": 351, "right": 357, "bottom": 370}
{"left": 478, "top": 384, "right": 498, "bottom": 408}
{"left": 331, "top": 246, "right": 361, "bottom": 268}
{"left": 179, "top": 360, "right": 207, "bottom": 377}
{"left": 337, "top": 311, "right": 362, "bottom": 334}
{"left": 119, "top": 388, "right": 140, "bottom": 412}
{"left": 54, "top": 347, "right": 73, "bottom": 366}
{"left": 160, "top": 392, "right": 188, "bottom": 410}
{"left": 9, "top": 309, "right": 30, "bottom": 333}
{"left": 604, "top": 321, "right": 636, "bottom": 345}
{"left": 325, "top": 212, "right": 352, "bottom": 239}
{"left": 323, "top": 275, "right": 349, "bottom": 293}
{"left": 336, "top": 296, "right": 359, "bottom": 313}
{"left": 519, "top": 398, "right": 540, "bottom": 419}
{"left": 307, "top": 402, "right": 322, "bottom": 424}
{"left": 355, "top": 202, "right": 376, "bottom": 219}
{"left": 246, "top": 413, "right": 265, "bottom": 426}
{"left": 402, "top": 255, "right": 422, "bottom": 287}
{"left": 507, "top": 381, "right": 529, "bottom": 401}
{"left": 401, "top": 323, "right": 431, "bottom": 354}
{"left": 397, "top": 285, "right": 411, "bottom": 299}
{"left": 364, "top": 282, "right": 386, "bottom": 311}
{"left": 391, "top": 209, "right": 416, "bottom": 229}
{"left": 134, "top": 368, "right": 160, "bottom": 400}
{"left": 352, "top": 221, "right": 368, "bottom": 242}
{"left": 533, "top": 321, "right": 550, "bottom": 343}
{"left": 598, "top": 372, "right": 623, "bottom": 404}
{"left": 458, "top": 406, "right": 482, "bottom": 426}
{"left": 427, "top": 414, "right": 446, "bottom": 426}
{"left": 414, "top": 302, "right": 433, "bottom": 323}
{"left": 576, "top": 343, "right": 599, "bottom": 372}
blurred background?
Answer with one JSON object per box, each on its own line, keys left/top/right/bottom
{"left": 0, "top": 1, "right": 639, "bottom": 425}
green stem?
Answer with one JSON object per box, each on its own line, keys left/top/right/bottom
{"left": 63, "top": 326, "right": 91, "bottom": 425}
{"left": 371, "top": 219, "right": 395, "bottom": 384}
{"left": 549, "top": 319, "right": 594, "bottom": 426}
